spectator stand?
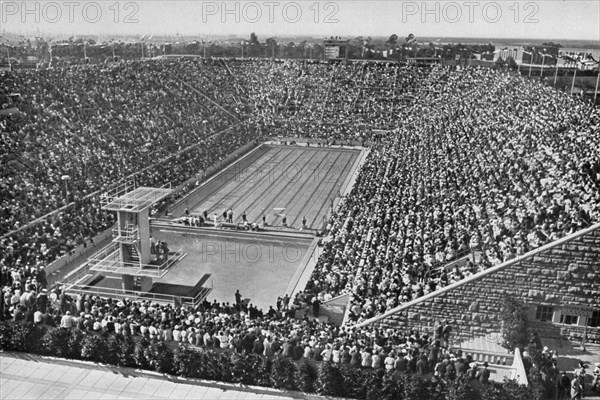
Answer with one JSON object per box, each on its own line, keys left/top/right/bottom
{"left": 175, "top": 77, "right": 242, "bottom": 123}
{"left": 351, "top": 222, "right": 600, "bottom": 343}
{"left": 1, "top": 60, "right": 599, "bottom": 395}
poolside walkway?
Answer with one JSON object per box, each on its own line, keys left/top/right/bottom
{"left": 0, "top": 352, "right": 332, "bottom": 400}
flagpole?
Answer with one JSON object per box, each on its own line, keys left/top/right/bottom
{"left": 570, "top": 68, "right": 577, "bottom": 96}
{"left": 594, "top": 70, "right": 599, "bottom": 104}
{"left": 540, "top": 55, "right": 545, "bottom": 78}
{"left": 554, "top": 62, "right": 559, "bottom": 87}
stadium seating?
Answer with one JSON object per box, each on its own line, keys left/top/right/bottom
{"left": 1, "top": 59, "right": 599, "bottom": 380}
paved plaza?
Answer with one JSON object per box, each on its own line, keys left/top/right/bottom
{"left": 0, "top": 352, "right": 332, "bottom": 400}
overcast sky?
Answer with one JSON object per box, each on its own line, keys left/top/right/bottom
{"left": 1, "top": 0, "right": 598, "bottom": 41}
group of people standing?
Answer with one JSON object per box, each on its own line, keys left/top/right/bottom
{"left": 559, "top": 362, "right": 600, "bottom": 399}
{"left": 149, "top": 237, "right": 170, "bottom": 263}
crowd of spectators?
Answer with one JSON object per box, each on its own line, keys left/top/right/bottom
{"left": 186, "top": 58, "right": 600, "bottom": 324}
{"left": 1, "top": 59, "right": 242, "bottom": 234}
{"left": 0, "top": 272, "right": 493, "bottom": 384}
{"left": 298, "top": 64, "right": 600, "bottom": 323}
{"left": 6, "top": 273, "right": 598, "bottom": 395}
{"left": 1, "top": 59, "right": 599, "bottom": 384}
{"left": 232, "top": 59, "right": 439, "bottom": 140}
{"left": 1, "top": 59, "right": 258, "bottom": 274}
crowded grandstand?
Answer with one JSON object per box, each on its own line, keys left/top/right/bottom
{"left": 1, "top": 56, "right": 600, "bottom": 399}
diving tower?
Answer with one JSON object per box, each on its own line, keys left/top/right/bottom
{"left": 92, "top": 182, "right": 182, "bottom": 291}
{"left": 60, "top": 181, "right": 215, "bottom": 308}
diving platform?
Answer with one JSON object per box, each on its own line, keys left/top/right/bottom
{"left": 86, "top": 242, "right": 186, "bottom": 278}
{"left": 101, "top": 182, "right": 172, "bottom": 212}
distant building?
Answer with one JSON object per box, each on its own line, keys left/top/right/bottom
{"left": 578, "top": 59, "right": 599, "bottom": 71}
{"left": 323, "top": 38, "right": 349, "bottom": 60}
{"left": 494, "top": 48, "right": 524, "bottom": 64}
{"left": 494, "top": 48, "right": 558, "bottom": 66}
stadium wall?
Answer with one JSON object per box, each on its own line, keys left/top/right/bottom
{"left": 355, "top": 223, "right": 600, "bottom": 345}
{"left": 46, "top": 227, "right": 112, "bottom": 278}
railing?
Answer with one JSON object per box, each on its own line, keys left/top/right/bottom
{"left": 92, "top": 249, "right": 186, "bottom": 278}
{"left": 112, "top": 226, "right": 139, "bottom": 243}
{"left": 87, "top": 242, "right": 186, "bottom": 278}
{"left": 181, "top": 276, "right": 214, "bottom": 307}
{"left": 87, "top": 242, "right": 121, "bottom": 266}
{"left": 64, "top": 283, "right": 197, "bottom": 306}
{"left": 61, "top": 261, "right": 93, "bottom": 288}
{"left": 460, "top": 349, "right": 514, "bottom": 366}
{"left": 100, "top": 179, "right": 138, "bottom": 207}
{"left": 63, "top": 273, "right": 212, "bottom": 307}
{"left": 100, "top": 182, "right": 172, "bottom": 212}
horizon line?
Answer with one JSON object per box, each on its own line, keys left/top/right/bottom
{"left": 2, "top": 30, "right": 599, "bottom": 46}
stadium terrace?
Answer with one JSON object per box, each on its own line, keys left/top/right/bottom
{"left": 1, "top": 56, "right": 599, "bottom": 400}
